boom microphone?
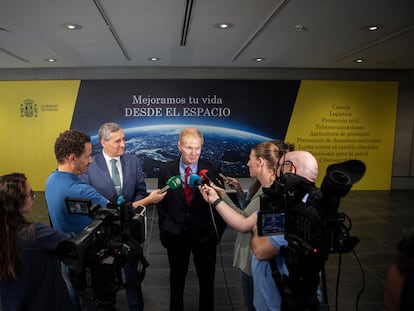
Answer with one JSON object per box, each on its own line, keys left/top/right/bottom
{"left": 199, "top": 169, "right": 223, "bottom": 187}
{"left": 160, "top": 175, "right": 183, "bottom": 194}
{"left": 187, "top": 174, "right": 203, "bottom": 189}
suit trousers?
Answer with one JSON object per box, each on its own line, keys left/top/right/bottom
{"left": 164, "top": 232, "right": 217, "bottom": 311}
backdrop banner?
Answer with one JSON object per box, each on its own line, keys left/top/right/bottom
{"left": 0, "top": 79, "right": 398, "bottom": 190}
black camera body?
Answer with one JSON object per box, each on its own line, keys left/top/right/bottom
{"left": 258, "top": 160, "right": 365, "bottom": 310}
{"left": 258, "top": 160, "right": 365, "bottom": 258}
{"left": 57, "top": 197, "right": 148, "bottom": 305}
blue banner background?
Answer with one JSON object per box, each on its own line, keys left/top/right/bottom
{"left": 70, "top": 79, "right": 300, "bottom": 177}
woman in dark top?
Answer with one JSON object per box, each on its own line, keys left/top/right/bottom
{"left": 0, "top": 172, "right": 73, "bottom": 311}
{"left": 384, "top": 227, "right": 414, "bottom": 311}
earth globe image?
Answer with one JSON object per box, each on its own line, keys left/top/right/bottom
{"left": 91, "top": 124, "right": 274, "bottom": 178}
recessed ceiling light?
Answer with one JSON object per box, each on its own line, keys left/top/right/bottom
{"left": 354, "top": 58, "right": 365, "bottom": 63}
{"left": 295, "top": 24, "right": 307, "bottom": 32}
{"left": 45, "top": 58, "right": 57, "bottom": 62}
{"left": 214, "top": 23, "right": 234, "bottom": 30}
{"left": 62, "top": 23, "right": 82, "bottom": 30}
{"left": 363, "top": 24, "right": 383, "bottom": 32}
{"left": 254, "top": 58, "right": 265, "bottom": 62}
{"left": 148, "top": 57, "right": 160, "bottom": 61}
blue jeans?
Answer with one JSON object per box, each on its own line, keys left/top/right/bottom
{"left": 240, "top": 270, "right": 256, "bottom": 311}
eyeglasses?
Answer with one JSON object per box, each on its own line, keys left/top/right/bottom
{"left": 278, "top": 160, "right": 296, "bottom": 175}
{"left": 182, "top": 146, "right": 201, "bottom": 154}
{"left": 27, "top": 189, "right": 36, "bottom": 200}
{"left": 280, "top": 160, "right": 293, "bottom": 167}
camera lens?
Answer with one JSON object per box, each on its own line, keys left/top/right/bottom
{"left": 329, "top": 170, "right": 351, "bottom": 186}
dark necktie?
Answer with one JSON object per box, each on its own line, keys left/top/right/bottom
{"left": 184, "top": 166, "right": 193, "bottom": 206}
{"left": 110, "top": 159, "right": 122, "bottom": 195}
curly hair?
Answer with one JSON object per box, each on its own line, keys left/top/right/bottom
{"left": 0, "top": 172, "right": 31, "bottom": 280}
{"left": 54, "top": 129, "right": 91, "bottom": 163}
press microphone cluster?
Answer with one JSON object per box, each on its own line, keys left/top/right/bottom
{"left": 186, "top": 169, "right": 223, "bottom": 189}
{"left": 160, "top": 175, "right": 183, "bottom": 194}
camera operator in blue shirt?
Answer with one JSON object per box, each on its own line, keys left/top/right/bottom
{"left": 200, "top": 151, "right": 319, "bottom": 311}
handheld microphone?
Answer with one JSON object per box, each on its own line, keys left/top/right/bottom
{"left": 117, "top": 195, "right": 125, "bottom": 207}
{"left": 160, "top": 175, "right": 183, "bottom": 194}
{"left": 107, "top": 195, "right": 124, "bottom": 209}
{"left": 187, "top": 174, "right": 203, "bottom": 189}
{"left": 199, "top": 169, "right": 223, "bottom": 187}
{"left": 199, "top": 169, "right": 209, "bottom": 184}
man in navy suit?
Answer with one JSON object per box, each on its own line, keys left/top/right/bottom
{"left": 80, "top": 122, "right": 166, "bottom": 311}
{"left": 157, "top": 127, "right": 227, "bottom": 311}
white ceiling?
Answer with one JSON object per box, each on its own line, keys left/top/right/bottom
{"left": 1, "top": 0, "right": 414, "bottom": 70}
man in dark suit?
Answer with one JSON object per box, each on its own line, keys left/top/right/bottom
{"left": 157, "top": 127, "right": 227, "bottom": 311}
{"left": 80, "top": 122, "right": 166, "bottom": 311}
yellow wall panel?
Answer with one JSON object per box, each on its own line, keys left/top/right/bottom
{"left": 285, "top": 80, "right": 398, "bottom": 190}
{"left": 0, "top": 80, "right": 80, "bottom": 190}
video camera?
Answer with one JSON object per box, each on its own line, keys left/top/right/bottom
{"left": 258, "top": 159, "right": 365, "bottom": 257}
{"left": 258, "top": 159, "right": 365, "bottom": 310}
{"left": 56, "top": 196, "right": 148, "bottom": 307}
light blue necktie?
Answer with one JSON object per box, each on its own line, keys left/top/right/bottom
{"left": 110, "top": 159, "right": 122, "bottom": 195}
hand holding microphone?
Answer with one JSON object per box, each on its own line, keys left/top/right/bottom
{"left": 199, "top": 169, "right": 223, "bottom": 187}
{"left": 132, "top": 175, "right": 181, "bottom": 208}
{"left": 199, "top": 183, "right": 220, "bottom": 204}
{"left": 191, "top": 173, "right": 224, "bottom": 209}
{"left": 199, "top": 169, "right": 228, "bottom": 199}
{"left": 160, "top": 175, "right": 183, "bottom": 194}
{"left": 187, "top": 172, "right": 227, "bottom": 209}
{"left": 148, "top": 175, "right": 182, "bottom": 204}
{"left": 219, "top": 173, "right": 242, "bottom": 192}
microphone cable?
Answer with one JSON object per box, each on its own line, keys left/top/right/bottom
{"left": 331, "top": 224, "right": 365, "bottom": 311}
{"left": 352, "top": 249, "right": 365, "bottom": 311}
{"left": 207, "top": 194, "right": 236, "bottom": 311}
{"left": 332, "top": 249, "right": 365, "bottom": 311}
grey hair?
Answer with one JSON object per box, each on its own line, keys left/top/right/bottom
{"left": 98, "top": 122, "right": 122, "bottom": 141}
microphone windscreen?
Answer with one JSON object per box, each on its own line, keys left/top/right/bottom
{"left": 166, "top": 175, "right": 182, "bottom": 189}
{"left": 117, "top": 195, "right": 125, "bottom": 206}
{"left": 160, "top": 175, "right": 183, "bottom": 194}
{"left": 199, "top": 169, "right": 209, "bottom": 183}
{"left": 187, "top": 174, "right": 202, "bottom": 188}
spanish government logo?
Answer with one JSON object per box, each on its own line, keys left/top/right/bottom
{"left": 20, "top": 98, "right": 38, "bottom": 118}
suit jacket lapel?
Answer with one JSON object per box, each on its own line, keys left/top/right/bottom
{"left": 95, "top": 152, "right": 115, "bottom": 186}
